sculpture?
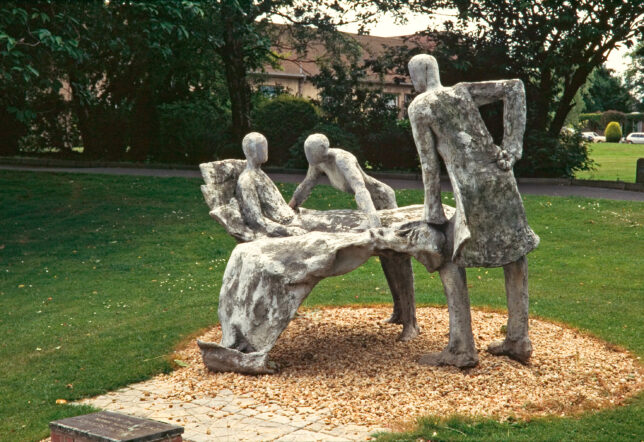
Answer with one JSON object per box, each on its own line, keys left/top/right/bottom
{"left": 236, "top": 132, "right": 306, "bottom": 238}
{"left": 289, "top": 134, "right": 418, "bottom": 341}
{"left": 196, "top": 54, "right": 540, "bottom": 373}
{"left": 407, "top": 54, "right": 539, "bottom": 362}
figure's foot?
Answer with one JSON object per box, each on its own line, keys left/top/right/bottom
{"left": 397, "top": 323, "right": 420, "bottom": 342}
{"left": 487, "top": 338, "right": 532, "bottom": 364}
{"left": 418, "top": 348, "right": 479, "bottom": 368}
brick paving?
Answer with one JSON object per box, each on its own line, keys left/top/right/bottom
{"left": 76, "top": 379, "right": 387, "bottom": 441}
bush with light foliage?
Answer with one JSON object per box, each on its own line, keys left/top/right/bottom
{"left": 604, "top": 121, "right": 622, "bottom": 143}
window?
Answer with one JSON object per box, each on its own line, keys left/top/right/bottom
{"left": 259, "top": 85, "right": 284, "bottom": 98}
{"left": 383, "top": 93, "right": 399, "bottom": 110}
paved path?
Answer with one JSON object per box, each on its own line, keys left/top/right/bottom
{"left": 1, "top": 165, "right": 643, "bottom": 201}
{"left": 76, "top": 379, "right": 384, "bottom": 441}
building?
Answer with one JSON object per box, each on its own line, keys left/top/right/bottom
{"left": 255, "top": 30, "right": 432, "bottom": 117}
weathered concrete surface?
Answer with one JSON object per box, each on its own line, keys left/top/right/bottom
{"left": 202, "top": 133, "right": 419, "bottom": 343}
{"left": 290, "top": 133, "right": 418, "bottom": 340}
{"left": 408, "top": 54, "right": 538, "bottom": 363}
{"left": 408, "top": 54, "right": 539, "bottom": 268}
{"left": 198, "top": 206, "right": 454, "bottom": 375}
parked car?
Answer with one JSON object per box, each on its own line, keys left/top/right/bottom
{"left": 581, "top": 131, "right": 605, "bottom": 142}
{"left": 625, "top": 132, "right": 644, "bottom": 144}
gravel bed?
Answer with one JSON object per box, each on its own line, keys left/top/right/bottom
{"left": 160, "top": 306, "right": 643, "bottom": 428}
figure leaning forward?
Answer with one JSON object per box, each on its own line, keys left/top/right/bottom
{"left": 289, "top": 134, "right": 420, "bottom": 341}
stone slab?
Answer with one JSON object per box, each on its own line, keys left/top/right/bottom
{"left": 50, "top": 411, "right": 183, "bottom": 442}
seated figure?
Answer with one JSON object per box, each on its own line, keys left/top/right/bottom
{"left": 236, "top": 132, "right": 306, "bottom": 238}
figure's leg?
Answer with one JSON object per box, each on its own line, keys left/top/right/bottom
{"left": 419, "top": 261, "right": 478, "bottom": 368}
{"left": 380, "top": 252, "right": 419, "bottom": 341}
{"left": 487, "top": 255, "right": 532, "bottom": 363}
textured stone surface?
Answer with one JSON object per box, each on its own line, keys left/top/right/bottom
{"left": 203, "top": 133, "right": 419, "bottom": 341}
{"left": 199, "top": 222, "right": 450, "bottom": 374}
{"left": 408, "top": 54, "right": 539, "bottom": 268}
{"left": 290, "top": 133, "right": 417, "bottom": 339}
{"left": 408, "top": 54, "right": 539, "bottom": 363}
{"left": 199, "top": 78, "right": 542, "bottom": 370}
{"left": 49, "top": 411, "right": 183, "bottom": 441}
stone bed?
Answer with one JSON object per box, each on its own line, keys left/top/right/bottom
{"left": 68, "top": 306, "right": 642, "bottom": 442}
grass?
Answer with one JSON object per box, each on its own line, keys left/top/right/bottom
{"left": 0, "top": 170, "right": 642, "bottom": 441}
{"left": 576, "top": 142, "right": 644, "bottom": 182}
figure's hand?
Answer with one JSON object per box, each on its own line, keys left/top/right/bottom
{"left": 496, "top": 148, "right": 515, "bottom": 171}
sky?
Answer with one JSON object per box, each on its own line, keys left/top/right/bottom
{"left": 339, "top": 11, "right": 630, "bottom": 74}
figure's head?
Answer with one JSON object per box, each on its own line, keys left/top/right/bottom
{"left": 242, "top": 132, "right": 268, "bottom": 167}
{"left": 408, "top": 54, "right": 441, "bottom": 93}
{"left": 304, "top": 133, "right": 330, "bottom": 165}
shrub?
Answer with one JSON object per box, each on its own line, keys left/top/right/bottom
{"left": 252, "top": 95, "right": 320, "bottom": 166}
{"left": 155, "top": 99, "right": 231, "bottom": 163}
{"left": 600, "top": 110, "right": 625, "bottom": 129}
{"left": 287, "top": 122, "right": 360, "bottom": 169}
{"left": 360, "top": 119, "right": 420, "bottom": 171}
{"left": 579, "top": 112, "right": 602, "bottom": 131}
{"left": 604, "top": 121, "right": 622, "bottom": 142}
{"left": 516, "top": 129, "right": 595, "bottom": 178}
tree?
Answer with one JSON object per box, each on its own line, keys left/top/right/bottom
{"left": 61, "top": 1, "right": 212, "bottom": 160}
{"left": 0, "top": 1, "right": 84, "bottom": 154}
{"left": 387, "top": 0, "right": 643, "bottom": 176}
{"left": 195, "top": 0, "right": 410, "bottom": 143}
{"left": 0, "top": 1, "right": 215, "bottom": 159}
{"left": 625, "top": 41, "right": 644, "bottom": 112}
{"left": 582, "top": 66, "right": 634, "bottom": 113}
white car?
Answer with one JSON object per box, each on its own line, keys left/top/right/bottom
{"left": 625, "top": 132, "right": 644, "bottom": 144}
{"left": 581, "top": 132, "right": 605, "bottom": 142}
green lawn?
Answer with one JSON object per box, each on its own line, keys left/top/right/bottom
{"left": 0, "top": 170, "right": 642, "bottom": 441}
{"left": 576, "top": 142, "right": 644, "bottom": 182}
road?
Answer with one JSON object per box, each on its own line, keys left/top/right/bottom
{"left": 1, "top": 165, "right": 643, "bottom": 202}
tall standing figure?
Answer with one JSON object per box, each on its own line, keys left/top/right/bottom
{"left": 407, "top": 54, "right": 540, "bottom": 362}
{"left": 289, "top": 134, "right": 419, "bottom": 341}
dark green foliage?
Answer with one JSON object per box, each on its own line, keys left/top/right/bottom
{"left": 626, "top": 42, "right": 644, "bottom": 112}
{"left": 398, "top": 0, "right": 644, "bottom": 176}
{"left": 516, "top": 129, "right": 595, "bottom": 178}
{"left": 601, "top": 110, "right": 626, "bottom": 129}
{"left": 156, "top": 99, "right": 233, "bottom": 163}
{"left": 0, "top": 2, "right": 85, "bottom": 156}
{"left": 581, "top": 111, "right": 644, "bottom": 135}
{"left": 582, "top": 66, "right": 634, "bottom": 113}
{"left": 579, "top": 112, "right": 602, "bottom": 131}
{"left": 362, "top": 119, "right": 420, "bottom": 171}
{"left": 310, "top": 59, "right": 417, "bottom": 171}
{"left": 252, "top": 95, "right": 320, "bottom": 166}
{"left": 287, "top": 122, "right": 361, "bottom": 168}
{"left": 604, "top": 121, "right": 622, "bottom": 143}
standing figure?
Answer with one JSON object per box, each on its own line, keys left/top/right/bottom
{"left": 289, "top": 134, "right": 419, "bottom": 341}
{"left": 407, "top": 54, "right": 539, "bottom": 362}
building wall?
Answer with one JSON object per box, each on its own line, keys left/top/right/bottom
{"left": 258, "top": 76, "right": 415, "bottom": 118}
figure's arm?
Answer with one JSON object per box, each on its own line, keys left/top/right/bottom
{"left": 288, "top": 166, "right": 321, "bottom": 209}
{"left": 337, "top": 157, "right": 381, "bottom": 228}
{"left": 462, "top": 79, "right": 527, "bottom": 170}
{"left": 409, "top": 113, "right": 447, "bottom": 224}
{"left": 238, "top": 176, "right": 289, "bottom": 237}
